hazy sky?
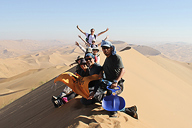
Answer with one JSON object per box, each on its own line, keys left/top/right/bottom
{"left": 0, "top": 0, "right": 192, "bottom": 44}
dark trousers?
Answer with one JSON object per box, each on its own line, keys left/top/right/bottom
{"left": 80, "top": 80, "right": 101, "bottom": 105}
{"left": 66, "top": 92, "right": 78, "bottom": 101}
{"left": 81, "top": 79, "right": 125, "bottom": 105}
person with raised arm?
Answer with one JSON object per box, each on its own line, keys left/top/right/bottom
{"left": 78, "top": 35, "right": 109, "bottom": 48}
{"left": 75, "top": 41, "right": 86, "bottom": 53}
{"left": 77, "top": 25, "right": 109, "bottom": 45}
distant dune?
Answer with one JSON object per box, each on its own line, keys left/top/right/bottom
{"left": 148, "top": 42, "right": 192, "bottom": 63}
{"left": 0, "top": 40, "right": 68, "bottom": 59}
{"left": 0, "top": 42, "right": 85, "bottom": 107}
{"left": 111, "top": 40, "right": 126, "bottom": 44}
{"left": 0, "top": 45, "right": 84, "bottom": 78}
{"left": 110, "top": 41, "right": 161, "bottom": 56}
{"left": 132, "top": 45, "right": 161, "bottom": 56}
{"left": 110, "top": 41, "right": 130, "bottom": 51}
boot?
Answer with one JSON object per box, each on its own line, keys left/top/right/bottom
{"left": 51, "top": 96, "right": 63, "bottom": 108}
{"left": 125, "top": 107, "right": 138, "bottom": 119}
{"left": 109, "top": 111, "right": 118, "bottom": 118}
{"left": 129, "top": 105, "right": 137, "bottom": 112}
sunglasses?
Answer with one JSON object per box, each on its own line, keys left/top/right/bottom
{"left": 80, "top": 63, "right": 86, "bottom": 65}
{"left": 102, "top": 47, "right": 110, "bottom": 50}
{"left": 85, "top": 58, "right": 92, "bottom": 61}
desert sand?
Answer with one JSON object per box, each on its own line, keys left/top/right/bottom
{"left": 0, "top": 42, "right": 192, "bottom": 128}
{"left": 149, "top": 42, "right": 192, "bottom": 63}
{"left": 0, "top": 44, "right": 85, "bottom": 107}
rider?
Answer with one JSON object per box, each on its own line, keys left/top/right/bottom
{"left": 77, "top": 25, "right": 109, "bottom": 45}
{"left": 75, "top": 41, "right": 100, "bottom": 64}
{"left": 52, "top": 58, "right": 89, "bottom": 108}
{"left": 52, "top": 53, "right": 102, "bottom": 107}
{"left": 81, "top": 53, "right": 102, "bottom": 105}
{"left": 69, "top": 55, "right": 84, "bottom": 67}
{"left": 92, "top": 46, "right": 100, "bottom": 64}
{"left": 78, "top": 35, "right": 109, "bottom": 48}
{"left": 75, "top": 41, "right": 92, "bottom": 55}
{"left": 101, "top": 40, "right": 138, "bottom": 119}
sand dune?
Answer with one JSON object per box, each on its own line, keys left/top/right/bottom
{"left": 0, "top": 65, "right": 70, "bottom": 107}
{"left": 0, "top": 44, "right": 85, "bottom": 107}
{"left": 148, "top": 55, "right": 192, "bottom": 85}
{"left": 0, "top": 45, "right": 83, "bottom": 78}
{"left": 149, "top": 42, "right": 192, "bottom": 63}
{"left": 0, "top": 44, "right": 192, "bottom": 128}
{"left": 110, "top": 41, "right": 129, "bottom": 51}
{"left": 133, "top": 45, "right": 161, "bottom": 56}
{"left": 0, "top": 40, "right": 69, "bottom": 59}
{"left": 118, "top": 49, "right": 192, "bottom": 128}
{"left": 0, "top": 57, "right": 34, "bottom": 78}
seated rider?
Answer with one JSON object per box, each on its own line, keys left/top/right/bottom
{"left": 75, "top": 42, "right": 100, "bottom": 64}
{"left": 75, "top": 41, "right": 92, "bottom": 54}
{"left": 69, "top": 55, "right": 84, "bottom": 67}
{"left": 100, "top": 40, "right": 138, "bottom": 119}
{"left": 81, "top": 53, "right": 103, "bottom": 105}
{"left": 52, "top": 58, "right": 89, "bottom": 108}
{"left": 52, "top": 53, "right": 102, "bottom": 107}
{"left": 92, "top": 46, "right": 100, "bottom": 64}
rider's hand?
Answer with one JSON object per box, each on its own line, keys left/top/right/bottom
{"left": 87, "top": 91, "right": 95, "bottom": 100}
{"left": 111, "top": 82, "right": 117, "bottom": 88}
{"left": 78, "top": 35, "right": 81, "bottom": 38}
{"left": 75, "top": 41, "right": 79, "bottom": 46}
{"left": 106, "top": 28, "right": 109, "bottom": 31}
{"left": 77, "top": 25, "right": 79, "bottom": 29}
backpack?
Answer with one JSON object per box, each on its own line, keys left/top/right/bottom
{"left": 90, "top": 44, "right": 98, "bottom": 48}
{"left": 86, "top": 34, "right": 96, "bottom": 43}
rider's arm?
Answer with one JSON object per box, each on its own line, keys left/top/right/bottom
{"left": 97, "top": 35, "right": 109, "bottom": 47}
{"left": 111, "top": 68, "right": 125, "bottom": 88}
{"left": 87, "top": 70, "right": 103, "bottom": 100}
{"left": 75, "top": 41, "right": 86, "bottom": 53}
{"left": 97, "top": 28, "right": 109, "bottom": 36}
{"left": 104, "top": 35, "right": 109, "bottom": 41}
{"left": 77, "top": 25, "right": 86, "bottom": 35}
{"left": 116, "top": 68, "right": 125, "bottom": 82}
{"left": 69, "top": 62, "right": 77, "bottom": 67}
{"left": 78, "top": 35, "right": 90, "bottom": 47}
{"left": 87, "top": 80, "right": 101, "bottom": 100}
